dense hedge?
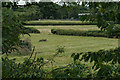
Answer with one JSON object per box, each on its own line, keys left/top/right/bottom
{"left": 23, "top": 20, "right": 97, "bottom": 25}
{"left": 24, "top": 27, "right": 40, "bottom": 33}
{"left": 51, "top": 29, "right": 109, "bottom": 38}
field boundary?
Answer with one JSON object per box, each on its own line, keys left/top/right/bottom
{"left": 23, "top": 23, "right": 97, "bottom": 26}
{"left": 23, "top": 20, "right": 97, "bottom": 26}
{"left": 51, "top": 29, "right": 119, "bottom": 38}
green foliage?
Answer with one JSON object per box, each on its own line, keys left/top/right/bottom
{"left": 13, "top": 38, "right": 32, "bottom": 55}
{"left": 83, "top": 2, "right": 120, "bottom": 37}
{"left": 71, "top": 47, "right": 120, "bottom": 78}
{"left": 2, "top": 54, "right": 46, "bottom": 78}
{"left": 51, "top": 29, "right": 112, "bottom": 38}
{"left": 24, "top": 20, "right": 96, "bottom": 25}
{"left": 2, "top": 2, "right": 18, "bottom": 9}
{"left": 2, "top": 7, "right": 25, "bottom": 54}
{"left": 52, "top": 63, "right": 92, "bottom": 78}
{"left": 19, "top": 39, "right": 32, "bottom": 51}
{"left": 23, "top": 27, "right": 40, "bottom": 33}
{"left": 2, "top": 46, "right": 65, "bottom": 78}
{"left": 2, "top": 2, "right": 120, "bottom": 79}
{"left": 106, "top": 24, "right": 120, "bottom": 38}
{"left": 56, "top": 46, "right": 65, "bottom": 53}
{"left": 15, "top": 5, "right": 42, "bottom": 21}
{"left": 11, "top": 2, "right": 89, "bottom": 20}
{"left": 35, "top": 2, "right": 61, "bottom": 19}
{"left": 52, "top": 46, "right": 92, "bottom": 78}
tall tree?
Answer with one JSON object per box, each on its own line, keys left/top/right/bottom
{"left": 2, "top": 7, "right": 25, "bottom": 54}
{"left": 82, "top": 2, "right": 120, "bottom": 37}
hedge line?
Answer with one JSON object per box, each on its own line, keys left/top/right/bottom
{"left": 51, "top": 29, "right": 110, "bottom": 38}
{"left": 24, "top": 27, "right": 40, "bottom": 33}
{"left": 23, "top": 21, "right": 97, "bottom": 25}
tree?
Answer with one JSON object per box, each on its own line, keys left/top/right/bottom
{"left": 2, "top": 7, "right": 25, "bottom": 54}
{"left": 36, "top": 2, "right": 61, "bottom": 19}
{"left": 82, "top": 2, "right": 120, "bottom": 37}
{"left": 17, "top": 5, "right": 43, "bottom": 21}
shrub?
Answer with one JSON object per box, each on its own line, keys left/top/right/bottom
{"left": 2, "top": 54, "right": 46, "bottom": 78}
{"left": 2, "top": 46, "right": 65, "bottom": 78}
{"left": 24, "top": 27, "right": 40, "bottom": 33}
{"left": 52, "top": 63, "right": 92, "bottom": 78}
{"left": 71, "top": 47, "right": 120, "bottom": 79}
{"left": 51, "top": 29, "right": 109, "bottom": 38}
{"left": 11, "top": 38, "right": 32, "bottom": 55}
{"left": 107, "top": 25, "right": 120, "bottom": 38}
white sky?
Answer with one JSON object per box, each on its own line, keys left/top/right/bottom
{"left": 18, "top": 0, "right": 26, "bottom": 5}
{"left": 15, "top": 0, "right": 120, "bottom": 5}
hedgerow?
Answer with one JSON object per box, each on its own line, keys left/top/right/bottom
{"left": 51, "top": 29, "right": 119, "bottom": 38}
{"left": 23, "top": 21, "right": 96, "bottom": 25}
{"left": 24, "top": 27, "right": 40, "bottom": 33}
{"left": 51, "top": 29, "right": 108, "bottom": 37}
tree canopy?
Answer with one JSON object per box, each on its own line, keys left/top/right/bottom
{"left": 2, "top": 7, "right": 24, "bottom": 54}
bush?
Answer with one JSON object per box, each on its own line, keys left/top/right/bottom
{"left": 107, "top": 25, "right": 120, "bottom": 38}
{"left": 2, "top": 46, "right": 65, "bottom": 78}
{"left": 51, "top": 29, "right": 109, "bottom": 38}
{"left": 2, "top": 55, "right": 46, "bottom": 78}
{"left": 11, "top": 38, "right": 32, "bottom": 55}
{"left": 52, "top": 63, "right": 92, "bottom": 78}
{"left": 24, "top": 27, "right": 40, "bottom": 33}
{"left": 71, "top": 47, "right": 120, "bottom": 79}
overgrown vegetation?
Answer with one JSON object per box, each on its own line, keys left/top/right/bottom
{"left": 2, "top": 48, "right": 46, "bottom": 78}
{"left": 71, "top": 47, "right": 120, "bottom": 79}
{"left": 11, "top": 38, "right": 32, "bottom": 55}
{"left": 2, "top": 46, "right": 65, "bottom": 78}
{"left": 51, "top": 62, "right": 92, "bottom": 78}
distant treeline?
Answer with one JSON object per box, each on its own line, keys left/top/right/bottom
{"left": 2, "top": 2, "right": 89, "bottom": 21}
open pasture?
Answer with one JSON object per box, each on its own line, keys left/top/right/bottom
{"left": 8, "top": 25, "right": 118, "bottom": 68}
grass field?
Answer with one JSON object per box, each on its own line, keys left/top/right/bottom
{"left": 7, "top": 25, "right": 118, "bottom": 69}
{"left": 26, "top": 25, "right": 100, "bottom": 33}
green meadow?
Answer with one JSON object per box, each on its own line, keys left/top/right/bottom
{"left": 8, "top": 25, "right": 118, "bottom": 69}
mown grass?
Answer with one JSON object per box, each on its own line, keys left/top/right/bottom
{"left": 7, "top": 25, "right": 118, "bottom": 69}
{"left": 25, "top": 25, "right": 100, "bottom": 33}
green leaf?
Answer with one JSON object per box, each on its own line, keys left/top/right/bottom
{"left": 74, "top": 53, "right": 79, "bottom": 62}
